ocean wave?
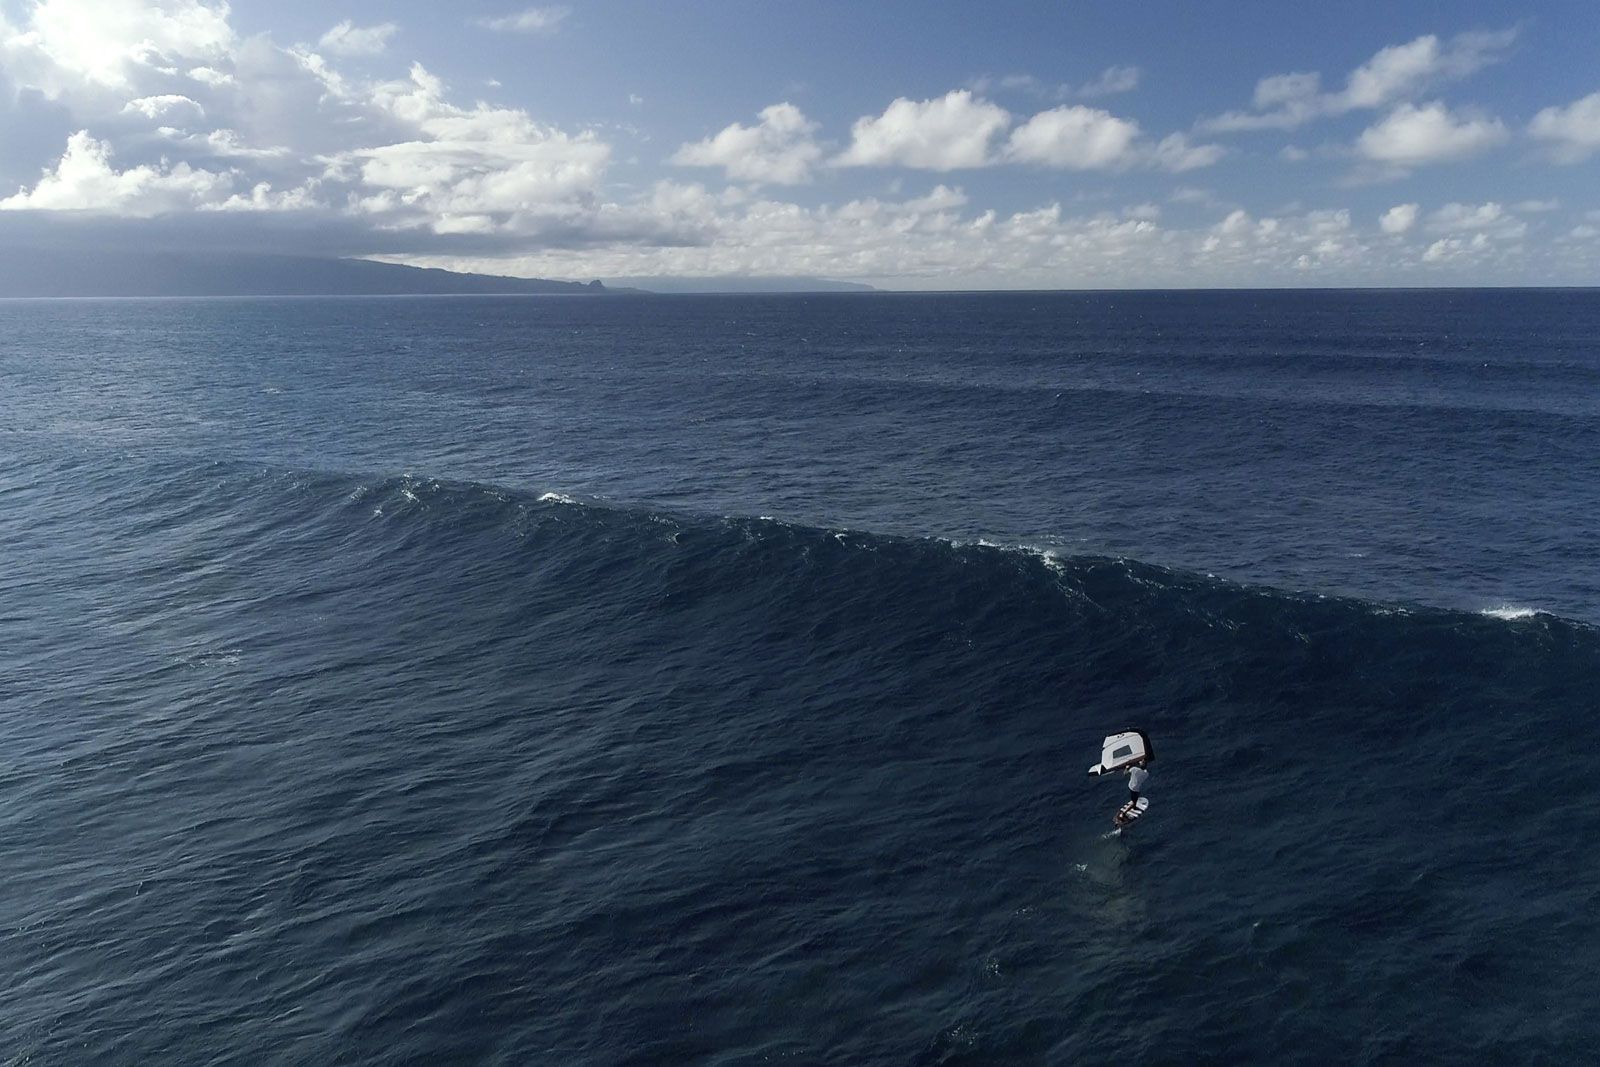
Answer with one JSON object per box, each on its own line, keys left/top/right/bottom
{"left": 7, "top": 450, "right": 1600, "bottom": 1064}
{"left": 233, "top": 461, "right": 1584, "bottom": 636}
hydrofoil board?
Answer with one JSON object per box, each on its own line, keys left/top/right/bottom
{"left": 1114, "top": 797, "right": 1149, "bottom": 827}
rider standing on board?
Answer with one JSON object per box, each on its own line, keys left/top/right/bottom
{"left": 1123, "top": 759, "right": 1149, "bottom": 815}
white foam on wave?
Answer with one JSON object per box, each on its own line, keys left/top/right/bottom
{"left": 177, "top": 647, "right": 242, "bottom": 669}
{"left": 1481, "top": 605, "right": 1540, "bottom": 621}
{"left": 538, "top": 492, "right": 578, "bottom": 505}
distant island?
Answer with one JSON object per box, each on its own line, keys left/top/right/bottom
{"left": 0, "top": 251, "right": 884, "bottom": 298}
{"left": 0, "top": 251, "right": 618, "bottom": 298}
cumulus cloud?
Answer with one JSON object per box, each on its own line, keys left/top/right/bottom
{"left": 0, "top": 3, "right": 1585, "bottom": 287}
{"left": 1, "top": 129, "right": 233, "bottom": 214}
{"left": 394, "top": 189, "right": 1550, "bottom": 290}
{"left": 187, "top": 64, "right": 233, "bottom": 87}
{"left": 1201, "top": 208, "right": 1372, "bottom": 275}
{"left": 1146, "top": 133, "right": 1225, "bottom": 172}
{"left": 475, "top": 6, "right": 569, "bottom": 34}
{"left": 671, "top": 103, "right": 822, "bottom": 184}
{"left": 383, "top": 182, "right": 1184, "bottom": 287}
{"left": 122, "top": 93, "right": 204, "bottom": 119}
{"left": 1529, "top": 91, "right": 1600, "bottom": 162}
{"left": 1422, "top": 233, "right": 1491, "bottom": 263}
{"left": 835, "top": 90, "right": 1011, "bottom": 170}
{"left": 1202, "top": 29, "right": 1516, "bottom": 132}
{"left": 1076, "top": 65, "right": 1141, "bottom": 98}
{"left": 317, "top": 21, "right": 398, "bottom": 57}
{"left": 1, "top": 0, "right": 235, "bottom": 95}
{"left": 344, "top": 64, "right": 612, "bottom": 233}
{"left": 833, "top": 93, "right": 1221, "bottom": 174}
{"left": 1426, "top": 201, "right": 1525, "bottom": 240}
{"left": 1005, "top": 106, "right": 1140, "bottom": 169}
{"left": 1355, "top": 102, "right": 1507, "bottom": 166}
{"left": 1380, "top": 203, "right": 1418, "bottom": 233}
{"left": 1, "top": 0, "right": 617, "bottom": 242}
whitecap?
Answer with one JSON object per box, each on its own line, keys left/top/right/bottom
{"left": 1481, "top": 605, "right": 1539, "bottom": 621}
{"left": 538, "top": 492, "right": 578, "bottom": 505}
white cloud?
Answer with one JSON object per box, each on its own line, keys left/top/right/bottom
{"left": 835, "top": 90, "right": 1011, "bottom": 170}
{"left": 187, "top": 65, "right": 233, "bottom": 87}
{"left": 1005, "top": 106, "right": 1139, "bottom": 169}
{"left": 1426, "top": 201, "right": 1525, "bottom": 240}
{"left": 1422, "top": 233, "right": 1490, "bottom": 263}
{"left": 210, "top": 179, "right": 323, "bottom": 212}
{"left": 974, "top": 66, "right": 1140, "bottom": 102}
{"left": 1, "top": 0, "right": 235, "bottom": 95}
{"left": 1529, "top": 91, "right": 1600, "bottom": 162}
{"left": 671, "top": 103, "right": 822, "bottom": 184}
{"left": 1429, "top": 202, "right": 1503, "bottom": 229}
{"left": 345, "top": 64, "right": 612, "bottom": 232}
{"left": 157, "top": 127, "right": 291, "bottom": 159}
{"left": 384, "top": 183, "right": 1185, "bottom": 286}
{"left": 1075, "top": 65, "right": 1141, "bottom": 98}
{"left": 398, "top": 191, "right": 1550, "bottom": 290}
{"left": 833, "top": 93, "right": 1220, "bottom": 174}
{"left": 1202, "top": 29, "right": 1516, "bottom": 132}
{"left": 0, "top": 4, "right": 1583, "bottom": 287}
{"left": 1198, "top": 207, "right": 1362, "bottom": 276}
{"left": 1512, "top": 199, "right": 1559, "bottom": 213}
{"left": 1380, "top": 203, "right": 1418, "bottom": 233}
{"left": 0, "top": 0, "right": 620, "bottom": 236}
{"left": 475, "top": 6, "right": 569, "bottom": 34}
{"left": 1339, "top": 31, "right": 1510, "bottom": 109}
{"left": 318, "top": 21, "right": 398, "bottom": 57}
{"left": 1146, "top": 133, "right": 1225, "bottom": 172}
{"left": 1356, "top": 102, "right": 1507, "bottom": 166}
{"left": 1, "top": 130, "right": 234, "bottom": 214}
{"left": 122, "top": 93, "right": 204, "bottom": 119}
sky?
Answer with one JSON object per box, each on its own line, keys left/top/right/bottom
{"left": 1, "top": 0, "right": 1598, "bottom": 288}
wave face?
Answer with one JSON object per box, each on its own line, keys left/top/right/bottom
{"left": 4, "top": 289, "right": 1599, "bottom": 624}
{"left": 4, "top": 454, "right": 1599, "bottom": 1063}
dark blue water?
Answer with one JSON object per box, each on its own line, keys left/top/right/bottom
{"left": 3, "top": 291, "right": 1598, "bottom": 1063}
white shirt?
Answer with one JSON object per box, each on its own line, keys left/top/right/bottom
{"left": 1127, "top": 766, "right": 1149, "bottom": 792}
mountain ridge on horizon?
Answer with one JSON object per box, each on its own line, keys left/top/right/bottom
{"left": 0, "top": 251, "right": 623, "bottom": 298}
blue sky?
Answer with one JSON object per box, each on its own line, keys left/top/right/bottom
{"left": 2, "top": 0, "right": 1598, "bottom": 287}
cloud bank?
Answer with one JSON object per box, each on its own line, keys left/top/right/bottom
{"left": 0, "top": 5, "right": 1593, "bottom": 287}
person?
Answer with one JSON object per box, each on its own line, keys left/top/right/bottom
{"left": 1116, "top": 759, "right": 1149, "bottom": 825}
{"left": 1125, "top": 758, "right": 1149, "bottom": 804}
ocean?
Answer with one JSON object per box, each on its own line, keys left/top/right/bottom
{"left": 2, "top": 290, "right": 1597, "bottom": 1063}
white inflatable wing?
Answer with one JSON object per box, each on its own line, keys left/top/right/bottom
{"left": 1087, "top": 730, "right": 1153, "bottom": 776}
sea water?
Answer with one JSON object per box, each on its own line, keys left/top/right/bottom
{"left": 3, "top": 290, "right": 1597, "bottom": 1062}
